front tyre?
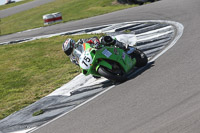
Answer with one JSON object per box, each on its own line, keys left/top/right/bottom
{"left": 98, "top": 66, "right": 127, "bottom": 83}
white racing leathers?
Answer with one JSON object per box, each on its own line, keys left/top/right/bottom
{"left": 69, "top": 37, "right": 135, "bottom": 66}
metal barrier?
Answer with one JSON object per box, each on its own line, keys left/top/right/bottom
{"left": 43, "top": 12, "right": 62, "bottom": 25}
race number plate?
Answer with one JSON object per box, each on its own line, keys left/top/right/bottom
{"left": 79, "top": 51, "right": 93, "bottom": 69}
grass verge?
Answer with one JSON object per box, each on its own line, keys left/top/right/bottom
{"left": 0, "top": 0, "right": 137, "bottom": 35}
{"left": 33, "top": 109, "right": 45, "bottom": 116}
{"left": 0, "top": 34, "right": 102, "bottom": 120}
{"left": 0, "top": 0, "right": 34, "bottom": 11}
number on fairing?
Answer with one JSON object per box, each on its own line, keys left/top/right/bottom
{"left": 79, "top": 51, "right": 93, "bottom": 69}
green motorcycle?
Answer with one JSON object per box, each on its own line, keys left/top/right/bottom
{"left": 78, "top": 42, "right": 148, "bottom": 82}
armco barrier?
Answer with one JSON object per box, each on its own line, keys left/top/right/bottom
{"left": 52, "top": 12, "right": 63, "bottom": 23}
{"left": 43, "top": 14, "right": 55, "bottom": 25}
{"left": 43, "top": 12, "right": 62, "bottom": 25}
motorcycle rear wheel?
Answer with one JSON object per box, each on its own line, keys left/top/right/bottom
{"left": 98, "top": 66, "right": 127, "bottom": 83}
{"left": 131, "top": 49, "right": 148, "bottom": 67}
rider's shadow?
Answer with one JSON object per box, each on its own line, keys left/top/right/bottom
{"left": 124, "top": 61, "right": 155, "bottom": 83}
{"left": 94, "top": 61, "right": 155, "bottom": 86}
{"left": 70, "top": 61, "right": 155, "bottom": 95}
{"left": 70, "top": 80, "right": 114, "bottom": 96}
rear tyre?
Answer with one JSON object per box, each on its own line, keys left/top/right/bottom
{"left": 98, "top": 66, "right": 127, "bottom": 82}
{"left": 132, "top": 49, "right": 148, "bottom": 67}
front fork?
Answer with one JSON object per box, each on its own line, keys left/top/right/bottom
{"left": 95, "top": 60, "right": 112, "bottom": 72}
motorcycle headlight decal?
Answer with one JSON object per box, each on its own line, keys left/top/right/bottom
{"left": 102, "top": 49, "right": 112, "bottom": 58}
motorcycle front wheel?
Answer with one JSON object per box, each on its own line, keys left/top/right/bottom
{"left": 98, "top": 66, "right": 127, "bottom": 83}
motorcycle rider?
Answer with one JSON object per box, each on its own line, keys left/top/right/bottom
{"left": 62, "top": 36, "right": 136, "bottom": 66}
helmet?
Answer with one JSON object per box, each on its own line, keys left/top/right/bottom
{"left": 100, "top": 36, "right": 116, "bottom": 46}
{"left": 62, "top": 38, "right": 75, "bottom": 56}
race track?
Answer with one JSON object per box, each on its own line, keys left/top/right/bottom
{"left": 2, "top": 0, "right": 200, "bottom": 132}
{"left": 0, "top": 20, "right": 183, "bottom": 133}
{"left": 29, "top": 0, "right": 200, "bottom": 132}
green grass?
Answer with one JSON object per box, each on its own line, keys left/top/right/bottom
{"left": 0, "top": 34, "right": 102, "bottom": 120}
{"left": 0, "top": 0, "right": 137, "bottom": 35}
{"left": 0, "top": 0, "right": 34, "bottom": 11}
{"left": 33, "top": 109, "right": 45, "bottom": 116}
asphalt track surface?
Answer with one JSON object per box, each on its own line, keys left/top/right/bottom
{"left": 3, "top": 0, "right": 200, "bottom": 132}
{"left": 29, "top": 0, "right": 200, "bottom": 132}
{"left": 0, "top": 20, "right": 178, "bottom": 133}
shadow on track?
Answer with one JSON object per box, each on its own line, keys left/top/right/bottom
{"left": 127, "top": 61, "right": 155, "bottom": 81}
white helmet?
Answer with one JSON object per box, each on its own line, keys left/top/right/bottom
{"left": 62, "top": 38, "right": 75, "bottom": 56}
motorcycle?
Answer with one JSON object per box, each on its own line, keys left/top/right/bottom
{"left": 77, "top": 42, "right": 148, "bottom": 82}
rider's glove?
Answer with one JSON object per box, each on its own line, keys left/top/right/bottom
{"left": 75, "top": 39, "right": 83, "bottom": 48}
{"left": 93, "top": 42, "right": 100, "bottom": 49}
